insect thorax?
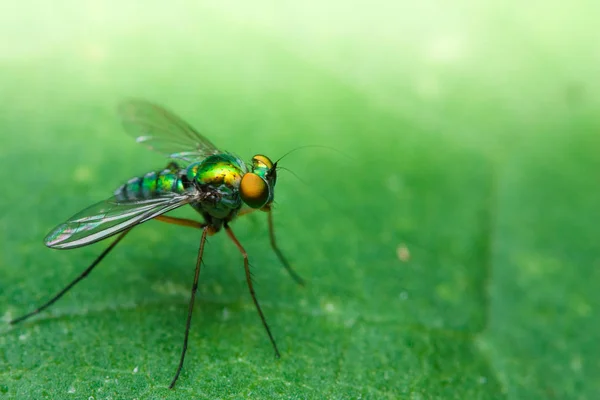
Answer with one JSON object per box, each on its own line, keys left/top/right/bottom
{"left": 187, "top": 154, "right": 247, "bottom": 220}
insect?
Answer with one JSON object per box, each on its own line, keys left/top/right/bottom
{"left": 9, "top": 100, "right": 304, "bottom": 389}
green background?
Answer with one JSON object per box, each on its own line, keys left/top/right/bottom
{"left": 1, "top": 1, "right": 599, "bottom": 399}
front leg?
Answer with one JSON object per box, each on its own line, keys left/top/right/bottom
{"left": 154, "top": 215, "right": 217, "bottom": 235}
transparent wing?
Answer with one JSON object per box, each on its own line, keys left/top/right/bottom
{"left": 118, "top": 99, "right": 221, "bottom": 162}
{"left": 45, "top": 193, "right": 193, "bottom": 249}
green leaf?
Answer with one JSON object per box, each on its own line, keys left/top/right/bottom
{"left": 1, "top": 2, "right": 598, "bottom": 399}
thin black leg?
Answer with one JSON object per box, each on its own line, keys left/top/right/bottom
{"left": 10, "top": 228, "right": 132, "bottom": 325}
{"left": 169, "top": 225, "right": 209, "bottom": 389}
{"left": 224, "top": 223, "right": 281, "bottom": 358}
{"left": 267, "top": 210, "right": 305, "bottom": 286}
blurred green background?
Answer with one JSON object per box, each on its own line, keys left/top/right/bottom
{"left": 1, "top": 1, "right": 599, "bottom": 399}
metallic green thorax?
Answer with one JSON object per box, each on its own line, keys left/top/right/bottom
{"left": 189, "top": 154, "right": 247, "bottom": 219}
{"left": 114, "top": 153, "right": 247, "bottom": 222}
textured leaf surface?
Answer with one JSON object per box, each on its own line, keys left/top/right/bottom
{"left": 1, "top": 2, "right": 598, "bottom": 399}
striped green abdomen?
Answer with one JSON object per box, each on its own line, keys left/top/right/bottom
{"left": 114, "top": 169, "right": 186, "bottom": 201}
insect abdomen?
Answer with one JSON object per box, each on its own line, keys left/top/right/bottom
{"left": 114, "top": 169, "right": 186, "bottom": 201}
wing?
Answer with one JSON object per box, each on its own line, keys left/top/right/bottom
{"left": 118, "top": 99, "right": 221, "bottom": 163}
{"left": 45, "top": 193, "right": 193, "bottom": 249}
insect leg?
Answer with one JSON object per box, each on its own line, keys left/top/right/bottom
{"left": 169, "top": 225, "right": 209, "bottom": 389}
{"left": 155, "top": 215, "right": 205, "bottom": 229}
{"left": 224, "top": 223, "right": 281, "bottom": 358}
{"left": 10, "top": 228, "right": 132, "bottom": 325}
{"left": 267, "top": 210, "right": 305, "bottom": 286}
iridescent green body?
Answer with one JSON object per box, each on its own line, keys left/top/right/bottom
{"left": 22, "top": 100, "right": 301, "bottom": 391}
{"left": 188, "top": 154, "right": 247, "bottom": 220}
{"left": 114, "top": 153, "right": 248, "bottom": 228}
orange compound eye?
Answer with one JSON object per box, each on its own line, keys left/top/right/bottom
{"left": 240, "top": 172, "right": 269, "bottom": 209}
{"left": 252, "top": 155, "right": 274, "bottom": 170}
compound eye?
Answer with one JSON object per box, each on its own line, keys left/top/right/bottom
{"left": 252, "top": 155, "right": 274, "bottom": 170}
{"left": 240, "top": 173, "right": 269, "bottom": 209}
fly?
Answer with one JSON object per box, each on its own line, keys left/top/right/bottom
{"left": 9, "top": 100, "right": 305, "bottom": 389}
